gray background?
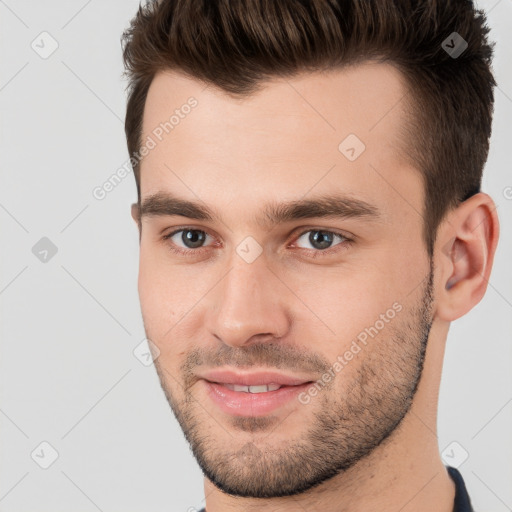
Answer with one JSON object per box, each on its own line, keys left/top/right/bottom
{"left": 1, "top": 0, "right": 511, "bottom": 510}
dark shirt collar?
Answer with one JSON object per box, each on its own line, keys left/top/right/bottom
{"left": 448, "top": 466, "right": 474, "bottom": 512}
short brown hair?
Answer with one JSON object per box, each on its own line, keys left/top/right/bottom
{"left": 122, "top": 0, "right": 496, "bottom": 254}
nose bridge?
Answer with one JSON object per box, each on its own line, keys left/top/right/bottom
{"left": 206, "top": 253, "right": 290, "bottom": 347}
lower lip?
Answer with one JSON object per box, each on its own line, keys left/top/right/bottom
{"left": 202, "top": 380, "right": 312, "bottom": 417}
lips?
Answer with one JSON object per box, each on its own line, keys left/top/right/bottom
{"left": 198, "top": 368, "right": 315, "bottom": 416}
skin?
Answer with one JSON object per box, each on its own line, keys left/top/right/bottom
{"left": 131, "top": 62, "right": 499, "bottom": 512}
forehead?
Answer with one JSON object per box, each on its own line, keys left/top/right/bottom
{"left": 139, "top": 62, "right": 421, "bottom": 224}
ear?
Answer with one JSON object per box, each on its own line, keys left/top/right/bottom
{"left": 131, "top": 202, "right": 139, "bottom": 222}
{"left": 131, "top": 203, "right": 141, "bottom": 237}
{"left": 434, "top": 192, "right": 499, "bottom": 322}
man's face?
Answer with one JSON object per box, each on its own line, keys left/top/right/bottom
{"left": 135, "top": 62, "right": 435, "bottom": 497}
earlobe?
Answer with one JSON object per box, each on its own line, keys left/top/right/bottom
{"left": 435, "top": 193, "right": 499, "bottom": 322}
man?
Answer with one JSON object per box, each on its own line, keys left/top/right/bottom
{"left": 122, "top": 1, "right": 499, "bottom": 510}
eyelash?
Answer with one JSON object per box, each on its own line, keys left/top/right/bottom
{"left": 161, "top": 226, "right": 353, "bottom": 259}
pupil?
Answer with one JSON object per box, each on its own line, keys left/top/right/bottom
{"left": 310, "top": 230, "right": 332, "bottom": 250}
{"left": 183, "top": 230, "right": 206, "bottom": 248}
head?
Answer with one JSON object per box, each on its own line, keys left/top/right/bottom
{"left": 122, "top": 0, "right": 499, "bottom": 499}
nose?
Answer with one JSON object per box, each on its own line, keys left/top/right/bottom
{"left": 205, "top": 255, "right": 291, "bottom": 348}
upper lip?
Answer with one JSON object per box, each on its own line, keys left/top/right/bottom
{"left": 200, "top": 368, "right": 314, "bottom": 387}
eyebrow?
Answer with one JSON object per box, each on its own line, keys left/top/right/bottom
{"left": 138, "top": 191, "right": 381, "bottom": 228}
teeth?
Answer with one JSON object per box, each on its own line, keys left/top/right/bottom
{"left": 223, "top": 383, "right": 283, "bottom": 393}
{"left": 232, "top": 384, "right": 250, "bottom": 392}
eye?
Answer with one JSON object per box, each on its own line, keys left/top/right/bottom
{"left": 293, "top": 229, "right": 350, "bottom": 252}
{"left": 163, "top": 228, "right": 214, "bottom": 253}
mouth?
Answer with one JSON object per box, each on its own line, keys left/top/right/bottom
{"left": 198, "top": 369, "right": 315, "bottom": 417}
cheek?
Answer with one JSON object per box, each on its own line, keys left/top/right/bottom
{"left": 288, "top": 264, "right": 397, "bottom": 337}
{"left": 293, "top": 275, "right": 411, "bottom": 389}
{"left": 138, "top": 247, "right": 189, "bottom": 348}
{"left": 287, "top": 259, "right": 416, "bottom": 372}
